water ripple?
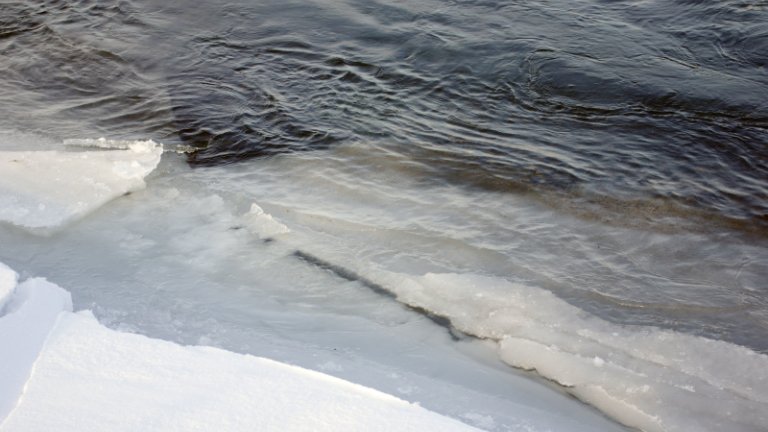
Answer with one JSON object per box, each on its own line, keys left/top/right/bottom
{"left": 0, "top": 0, "right": 767, "bottom": 231}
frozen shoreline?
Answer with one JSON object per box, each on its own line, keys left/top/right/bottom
{"left": 0, "top": 139, "right": 629, "bottom": 432}
{"left": 0, "top": 263, "right": 480, "bottom": 432}
{"left": 1, "top": 137, "right": 766, "bottom": 431}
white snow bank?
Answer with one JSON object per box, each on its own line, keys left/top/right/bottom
{"left": 0, "top": 264, "right": 480, "bottom": 432}
{"left": 0, "top": 265, "right": 72, "bottom": 422}
{"left": 0, "top": 138, "right": 162, "bottom": 229}
{"left": 381, "top": 272, "right": 768, "bottom": 432}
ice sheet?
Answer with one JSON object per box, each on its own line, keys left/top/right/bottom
{"left": 0, "top": 138, "right": 162, "bottom": 229}
{"left": 185, "top": 150, "right": 767, "bottom": 432}
{"left": 0, "top": 265, "right": 480, "bottom": 432}
{"left": 0, "top": 181, "right": 632, "bottom": 432}
{"left": 2, "top": 144, "right": 764, "bottom": 432}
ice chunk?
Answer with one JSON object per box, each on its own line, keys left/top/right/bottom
{"left": 242, "top": 203, "right": 290, "bottom": 239}
{"left": 0, "top": 139, "right": 162, "bottom": 230}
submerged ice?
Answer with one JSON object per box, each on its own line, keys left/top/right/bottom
{"left": 383, "top": 272, "right": 768, "bottom": 432}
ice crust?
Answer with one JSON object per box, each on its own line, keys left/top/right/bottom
{"left": 381, "top": 272, "right": 768, "bottom": 432}
{"left": 0, "top": 138, "right": 162, "bottom": 229}
{"left": 0, "top": 263, "right": 480, "bottom": 432}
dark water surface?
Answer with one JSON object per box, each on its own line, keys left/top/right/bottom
{"left": 2, "top": 0, "right": 767, "bottom": 233}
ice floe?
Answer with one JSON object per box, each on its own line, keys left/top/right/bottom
{"left": 0, "top": 138, "right": 162, "bottom": 230}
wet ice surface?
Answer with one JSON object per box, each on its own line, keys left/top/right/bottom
{"left": 1, "top": 141, "right": 767, "bottom": 430}
{"left": 0, "top": 148, "right": 630, "bottom": 431}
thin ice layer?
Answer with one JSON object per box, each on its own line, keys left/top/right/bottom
{"left": 0, "top": 265, "right": 479, "bottom": 432}
{"left": 0, "top": 139, "right": 162, "bottom": 229}
{"left": 381, "top": 272, "right": 768, "bottom": 432}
